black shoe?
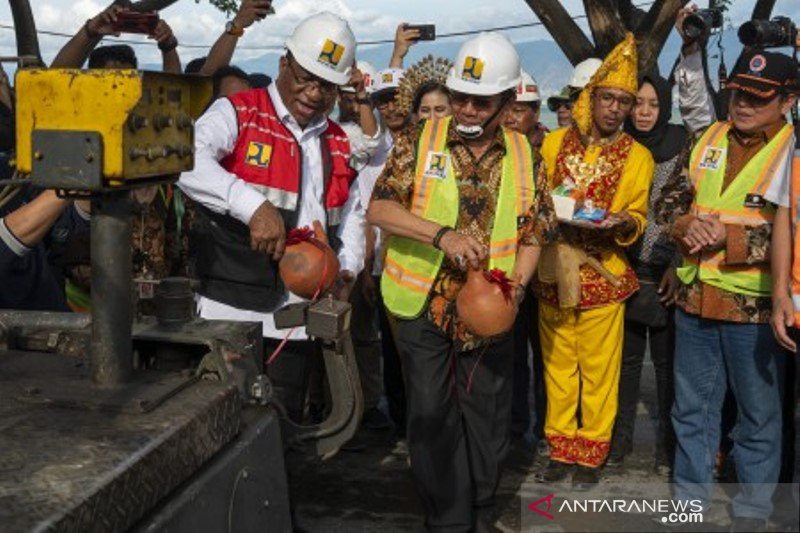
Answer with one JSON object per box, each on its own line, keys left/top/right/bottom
{"left": 361, "top": 407, "right": 392, "bottom": 430}
{"left": 572, "top": 465, "right": 600, "bottom": 491}
{"left": 604, "top": 450, "right": 625, "bottom": 469}
{"left": 729, "top": 517, "right": 767, "bottom": 533}
{"left": 535, "top": 460, "right": 571, "bottom": 483}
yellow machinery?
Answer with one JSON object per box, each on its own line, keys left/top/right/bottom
{"left": 14, "top": 69, "right": 211, "bottom": 188}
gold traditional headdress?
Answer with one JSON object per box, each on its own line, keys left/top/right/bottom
{"left": 396, "top": 54, "right": 454, "bottom": 117}
{"left": 572, "top": 32, "right": 638, "bottom": 135}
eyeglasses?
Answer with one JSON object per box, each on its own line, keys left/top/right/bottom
{"left": 373, "top": 91, "right": 397, "bottom": 109}
{"left": 450, "top": 92, "right": 496, "bottom": 111}
{"left": 595, "top": 91, "right": 634, "bottom": 111}
{"left": 286, "top": 57, "right": 337, "bottom": 95}
{"left": 730, "top": 89, "right": 780, "bottom": 109}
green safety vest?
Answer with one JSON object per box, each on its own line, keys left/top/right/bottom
{"left": 677, "top": 121, "right": 794, "bottom": 297}
{"left": 381, "top": 117, "right": 536, "bottom": 318}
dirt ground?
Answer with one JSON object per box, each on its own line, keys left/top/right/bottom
{"left": 287, "top": 357, "right": 800, "bottom": 533}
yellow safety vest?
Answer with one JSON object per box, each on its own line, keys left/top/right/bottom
{"left": 381, "top": 117, "right": 536, "bottom": 318}
{"left": 677, "top": 121, "right": 794, "bottom": 297}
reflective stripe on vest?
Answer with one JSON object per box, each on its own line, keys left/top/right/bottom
{"left": 677, "top": 121, "right": 794, "bottom": 297}
{"left": 381, "top": 117, "right": 535, "bottom": 318}
{"left": 790, "top": 152, "right": 800, "bottom": 325}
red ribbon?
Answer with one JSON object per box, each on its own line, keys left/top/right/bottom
{"left": 286, "top": 226, "right": 316, "bottom": 245}
{"left": 483, "top": 268, "right": 514, "bottom": 302}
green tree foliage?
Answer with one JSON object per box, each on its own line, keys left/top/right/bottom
{"left": 198, "top": 0, "right": 239, "bottom": 16}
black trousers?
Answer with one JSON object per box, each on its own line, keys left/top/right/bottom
{"left": 610, "top": 315, "right": 676, "bottom": 463}
{"left": 511, "top": 293, "right": 546, "bottom": 439}
{"left": 396, "top": 316, "right": 514, "bottom": 532}
{"left": 264, "top": 337, "right": 319, "bottom": 423}
{"left": 377, "top": 276, "right": 407, "bottom": 435}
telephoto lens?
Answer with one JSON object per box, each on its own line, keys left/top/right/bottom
{"left": 738, "top": 17, "right": 797, "bottom": 48}
{"left": 683, "top": 8, "right": 724, "bottom": 40}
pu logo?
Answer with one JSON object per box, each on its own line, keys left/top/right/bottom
{"left": 245, "top": 141, "right": 272, "bottom": 168}
{"left": 382, "top": 72, "right": 394, "bottom": 83}
{"left": 423, "top": 151, "right": 449, "bottom": 179}
{"left": 461, "top": 56, "right": 484, "bottom": 83}
{"left": 318, "top": 39, "right": 345, "bottom": 68}
{"left": 698, "top": 147, "right": 725, "bottom": 170}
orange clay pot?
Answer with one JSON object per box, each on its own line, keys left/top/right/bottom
{"left": 456, "top": 268, "right": 517, "bottom": 337}
{"left": 279, "top": 226, "right": 340, "bottom": 299}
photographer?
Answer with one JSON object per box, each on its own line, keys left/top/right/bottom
{"left": 657, "top": 46, "right": 797, "bottom": 531}
{"left": 674, "top": 5, "right": 719, "bottom": 133}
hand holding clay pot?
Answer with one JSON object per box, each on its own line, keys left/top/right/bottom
{"left": 456, "top": 268, "right": 518, "bottom": 337}
{"left": 279, "top": 220, "right": 340, "bottom": 299}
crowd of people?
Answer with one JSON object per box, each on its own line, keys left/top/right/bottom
{"left": 2, "top": 2, "right": 800, "bottom": 532}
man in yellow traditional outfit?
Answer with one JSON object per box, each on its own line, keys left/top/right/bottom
{"left": 534, "top": 34, "right": 654, "bottom": 489}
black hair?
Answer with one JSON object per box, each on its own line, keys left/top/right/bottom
{"left": 412, "top": 81, "right": 450, "bottom": 114}
{"left": 212, "top": 65, "right": 251, "bottom": 98}
{"left": 248, "top": 73, "right": 272, "bottom": 89}
{"left": 184, "top": 56, "right": 207, "bottom": 74}
{"left": 88, "top": 45, "right": 137, "bottom": 69}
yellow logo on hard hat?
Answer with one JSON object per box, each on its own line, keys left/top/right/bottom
{"left": 318, "top": 39, "right": 345, "bottom": 68}
{"left": 461, "top": 57, "right": 484, "bottom": 83}
{"left": 382, "top": 72, "right": 394, "bottom": 83}
{"left": 245, "top": 141, "right": 272, "bottom": 168}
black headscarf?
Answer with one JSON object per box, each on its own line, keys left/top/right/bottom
{"left": 624, "top": 70, "right": 687, "bottom": 163}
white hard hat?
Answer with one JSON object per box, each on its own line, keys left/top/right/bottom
{"left": 340, "top": 60, "right": 378, "bottom": 94}
{"left": 446, "top": 32, "right": 521, "bottom": 96}
{"left": 359, "top": 61, "right": 378, "bottom": 94}
{"left": 372, "top": 68, "right": 404, "bottom": 97}
{"left": 285, "top": 12, "right": 356, "bottom": 86}
{"left": 515, "top": 70, "right": 540, "bottom": 102}
{"left": 569, "top": 58, "right": 602, "bottom": 89}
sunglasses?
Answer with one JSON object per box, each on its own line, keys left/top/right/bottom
{"left": 450, "top": 92, "right": 497, "bottom": 111}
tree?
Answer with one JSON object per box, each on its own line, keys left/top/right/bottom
{"left": 522, "top": 0, "right": 689, "bottom": 71}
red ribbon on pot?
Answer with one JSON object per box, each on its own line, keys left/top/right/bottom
{"left": 483, "top": 268, "right": 514, "bottom": 302}
{"left": 286, "top": 226, "right": 316, "bottom": 245}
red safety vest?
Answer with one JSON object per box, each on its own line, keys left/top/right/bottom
{"left": 223, "top": 88, "right": 356, "bottom": 225}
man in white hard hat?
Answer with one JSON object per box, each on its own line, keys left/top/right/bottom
{"left": 334, "top": 60, "right": 393, "bottom": 432}
{"left": 178, "top": 12, "right": 365, "bottom": 423}
{"left": 504, "top": 70, "right": 549, "bottom": 148}
{"left": 546, "top": 58, "right": 602, "bottom": 128}
{"left": 368, "top": 32, "right": 557, "bottom": 530}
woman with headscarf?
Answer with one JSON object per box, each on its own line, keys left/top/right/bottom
{"left": 605, "top": 71, "right": 688, "bottom": 474}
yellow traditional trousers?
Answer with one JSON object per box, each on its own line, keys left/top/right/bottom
{"left": 538, "top": 301, "right": 624, "bottom": 468}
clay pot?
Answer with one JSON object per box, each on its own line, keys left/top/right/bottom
{"left": 456, "top": 269, "right": 517, "bottom": 337}
{"left": 279, "top": 225, "right": 340, "bottom": 299}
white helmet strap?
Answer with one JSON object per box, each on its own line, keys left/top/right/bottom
{"left": 454, "top": 92, "right": 512, "bottom": 140}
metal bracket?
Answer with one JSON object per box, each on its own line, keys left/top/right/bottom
{"left": 31, "top": 130, "right": 103, "bottom": 190}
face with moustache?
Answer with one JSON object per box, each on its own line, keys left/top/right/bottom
{"left": 590, "top": 87, "right": 635, "bottom": 138}
{"left": 276, "top": 53, "right": 339, "bottom": 128}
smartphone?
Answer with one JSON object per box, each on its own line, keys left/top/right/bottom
{"left": 256, "top": 1, "right": 277, "bottom": 20}
{"left": 405, "top": 24, "right": 436, "bottom": 41}
{"left": 111, "top": 11, "right": 160, "bottom": 35}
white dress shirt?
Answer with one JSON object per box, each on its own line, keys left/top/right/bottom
{"left": 178, "top": 84, "right": 366, "bottom": 339}
{"left": 676, "top": 48, "right": 717, "bottom": 134}
{"left": 355, "top": 130, "right": 394, "bottom": 276}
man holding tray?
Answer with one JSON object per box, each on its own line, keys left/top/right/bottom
{"left": 533, "top": 33, "right": 654, "bottom": 489}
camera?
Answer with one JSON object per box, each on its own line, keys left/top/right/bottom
{"left": 683, "top": 8, "right": 724, "bottom": 40}
{"left": 738, "top": 16, "right": 797, "bottom": 48}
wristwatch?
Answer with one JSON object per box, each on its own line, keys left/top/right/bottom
{"left": 355, "top": 92, "right": 371, "bottom": 105}
{"left": 225, "top": 20, "right": 244, "bottom": 37}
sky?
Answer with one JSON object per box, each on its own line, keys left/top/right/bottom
{"left": 2, "top": 0, "right": 800, "bottom": 71}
